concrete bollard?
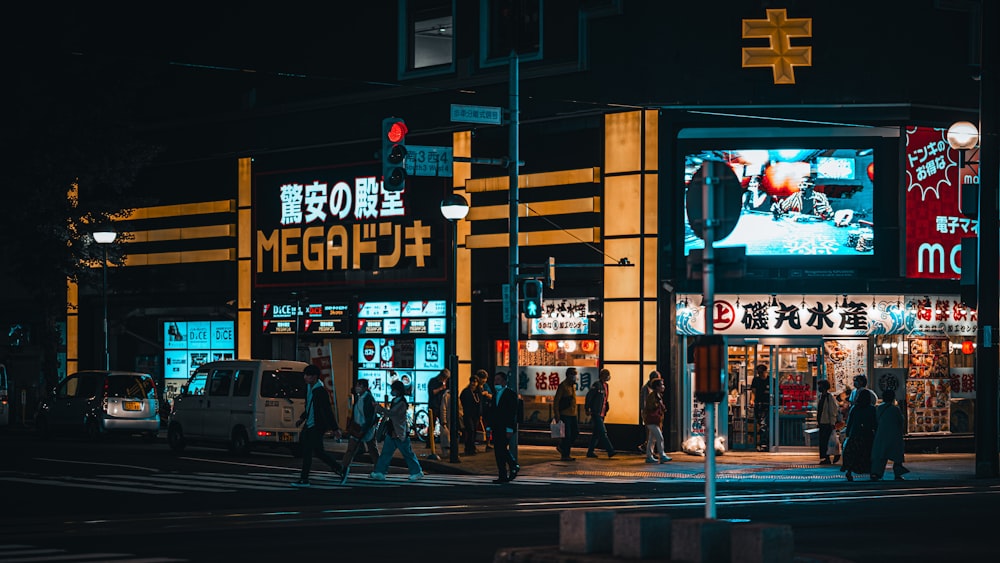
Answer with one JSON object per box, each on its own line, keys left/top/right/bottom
{"left": 559, "top": 510, "right": 616, "bottom": 554}
{"left": 731, "top": 523, "right": 794, "bottom": 563}
{"left": 671, "top": 518, "right": 732, "bottom": 563}
{"left": 612, "top": 512, "right": 672, "bottom": 559}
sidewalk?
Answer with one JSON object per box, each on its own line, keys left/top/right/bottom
{"left": 326, "top": 437, "right": 978, "bottom": 482}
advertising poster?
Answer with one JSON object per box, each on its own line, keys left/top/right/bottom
{"left": 823, "top": 339, "right": 868, "bottom": 394}
{"left": 949, "top": 367, "right": 975, "bottom": 399}
{"left": 513, "top": 365, "right": 593, "bottom": 397}
{"left": 907, "top": 378, "right": 951, "bottom": 433}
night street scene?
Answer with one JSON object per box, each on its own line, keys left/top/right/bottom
{"left": 1, "top": 2, "right": 998, "bottom": 562}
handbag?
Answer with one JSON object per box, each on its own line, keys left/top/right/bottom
{"left": 375, "top": 417, "right": 390, "bottom": 442}
{"left": 827, "top": 429, "right": 842, "bottom": 456}
{"left": 550, "top": 419, "right": 565, "bottom": 438}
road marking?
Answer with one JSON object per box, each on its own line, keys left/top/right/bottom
{"left": 33, "top": 458, "right": 158, "bottom": 473}
{"left": 0, "top": 544, "right": 187, "bottom": 562}
{"left": 0, "top": 477, "right": 177, "bottom": 495}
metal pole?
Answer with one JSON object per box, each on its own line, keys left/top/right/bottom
{"left": 449, "top": 219, "right": 461, "bottom": 463}
{"left": 102, "top": 246, "right": 110, "bottom": 371}
{"left": 508, "top": 51, "right": 520, "bottom": 459}
{"left": 975, "top": 0, "right": 1000, "bottom": 479}
{"left": 702, "top": 175, "right": 717, "bottom": 519}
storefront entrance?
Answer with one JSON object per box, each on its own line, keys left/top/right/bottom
{"left": 727, "top": 342, "right": 820, "bottom": 452}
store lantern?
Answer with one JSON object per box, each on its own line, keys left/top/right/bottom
{"left": 544, "top": 340, "right": 558, "bottom": 353}
{"left": 581, "top": 340, "right": 596, "bottom": 353}
{"left": 962, "top": 340, "right": 976, "bottom": 355}
{"left": 525, "top": 340, "right": 539, "bottom": 352}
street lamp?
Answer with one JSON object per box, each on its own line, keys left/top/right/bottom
{"left": 93, "top": 229, "right": 117, "bottom": 370}
{"left": 440, "top": 193, "right": 469, "bottom": 464}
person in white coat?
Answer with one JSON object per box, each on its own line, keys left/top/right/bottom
{"left": 870, "top": 388, "right": 909, "bottom": 481}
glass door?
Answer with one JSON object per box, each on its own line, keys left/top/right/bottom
{"left": 770, "top": 345, "right": 820, "bottom": 452}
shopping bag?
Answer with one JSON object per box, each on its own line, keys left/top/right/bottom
{"left": 550, "top": 419, "right": 565, "bottom": 439}
{"left": 828, "top": 430, "right": 842, "bottom": 456}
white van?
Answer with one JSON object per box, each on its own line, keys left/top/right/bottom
{"left": 0, "top": 363, "right": 9, "bottom": 427}
{"left": 167, "top": 359, "right": 311, "bottom": 455}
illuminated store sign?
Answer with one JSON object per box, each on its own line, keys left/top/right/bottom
{"left": 676, "top": 294, "right": 976, "bottom": 337}
{"left": 163, "top": 321, "right": 235, "bottom": 399}
{"left": 529, "top": 298, "right": 591, "bottom": 335}
{"left": 254, "top": 164, "right": 448, "bottom": 287}
{"left": 904, "top": 126, "right": 978, "bottom": 279}
{"left": 261, "top": 302, "right": 350, "bottom": 335}
{"left": 357, "top": 300, "right": 446, "bottom": 335}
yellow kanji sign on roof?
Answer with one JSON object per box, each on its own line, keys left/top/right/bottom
{"left": 742, "top": 9, "right": 812, "bottom": 85}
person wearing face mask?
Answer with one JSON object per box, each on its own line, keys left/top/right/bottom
{"left": 369, "top": 380, "right": 424, "bottom": 482}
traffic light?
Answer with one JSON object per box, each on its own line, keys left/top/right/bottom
{"left": 522, "top": 279, "right": 543, "bottom": 318}
{"left": 382, "top": 117, "right": 408, "bottom": 192}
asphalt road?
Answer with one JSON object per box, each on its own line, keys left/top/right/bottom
{"left": 1, "top": 431, "right": 997, "bottom": 563}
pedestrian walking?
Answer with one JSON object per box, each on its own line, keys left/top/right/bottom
{"left": 585, "top": 368, "right": 616, "bottom": 458}
{"left": 870, "top": 388, "right": 909, "bottom": 481}
{"left": 369, "top": 380, "right": 424, "bottom": 482}
{"left": 477, "top": 369, "right": 494, "bottom": 451}
{"left": 816, "top": 379, "right": 841, "bottom": 465}
{"left": 338, "top": 379, "right": 380, "bottom": 484}
{"left": 291, "top": 364, "right": 343, "bottom": 487}
{"left": 553, "top": 367, "right": 579, "bottom": 461}
{"left": 638, "top": 370, "right": 662, "bottom": 453}
{"left": 849, "top": 374, "right": 878, "bottom": 407}
{"left": 841, "top": 386, "right": 876, "bottom": 481}
{"left": 426, "top": 369, "right": 450, "bottom": 456}
{"left": 643, "top": 378, "right": 670, "bottom": 463}
{"left": 487, "top": 371, "right": 519, "bottom": 484}
{"left": 459, "top": 373, "right": 482, "bottom": 455}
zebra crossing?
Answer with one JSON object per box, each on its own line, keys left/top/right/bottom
{"left": 0, "top": 471, "right": 601, "bottom": 496}
{"left": 0, "top": 543, "right": 186, "bottom": 562}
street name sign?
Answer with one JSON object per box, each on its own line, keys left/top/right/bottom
{"left": 450, "top": 104, "right": 503, "bottom": 125}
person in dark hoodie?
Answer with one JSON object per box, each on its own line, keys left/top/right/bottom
{"left": 291, "top": 364, "right": 343, "bottom": 487}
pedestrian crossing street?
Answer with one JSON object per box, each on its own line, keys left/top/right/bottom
{"left": 0, "top": 471, "right": 601, "bottom": 496}
{"left": 0, "top": 543, "right": 186, "bottom": 562}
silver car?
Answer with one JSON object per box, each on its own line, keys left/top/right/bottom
{"left": 36, "top": 370, "right": 160, "bottom": 441}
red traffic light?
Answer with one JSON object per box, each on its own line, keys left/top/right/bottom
{"left": 387, "top": 121, "right": 408, "bottom": 143}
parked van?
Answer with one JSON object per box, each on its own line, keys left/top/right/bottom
{"left": 167, "top": 359, "right": 312, "bottom": 455}
{"left": 0, "top": 363, "right": 9, "bottom": 427}
{"left": 35, "top": 370, "right": 160, "bottom": 441}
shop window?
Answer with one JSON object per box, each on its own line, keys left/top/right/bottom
{"left": 481, "top": 0, "right": 542, "bottom": 67}
{"left": 496, "top": 339, "right": 599, "bottom": 426}
{"left": 402, "top": 0, "right": 455, "bottom": 77}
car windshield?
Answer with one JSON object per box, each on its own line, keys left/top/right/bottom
{"left": 259, "top": 370, "right": 307, "bottom": 399}
{"left": 107, "top": 375, "right": 155, "bottom": 399}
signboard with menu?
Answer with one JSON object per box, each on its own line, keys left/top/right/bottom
{"left": 357, "top": 300, "right": 446, "bottom": 335}
{"left": 162, "top": 320, "right": 234, "bottom": 402}
{"left": 262, "top": 302, "right": 351, "bottom": 335}
{"left": 357, "top": 336, "right": 444, "bottom": 405}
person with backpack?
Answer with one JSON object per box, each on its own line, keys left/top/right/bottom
{"left": 585, "top": 368, "right": 616, "bottom": 458}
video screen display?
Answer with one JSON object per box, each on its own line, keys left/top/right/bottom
{"left": 683, "top": 148, "right": 875, "bottom": 256}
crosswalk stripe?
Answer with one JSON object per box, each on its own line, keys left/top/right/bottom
{"left": 0, "top": 477, "right": 176, "bottom": 495}
{"left": 0, "top": 545, "right": 187, "bottom": 563}
{"left": 0, "top": 472, "right": 611, "bottom": 496}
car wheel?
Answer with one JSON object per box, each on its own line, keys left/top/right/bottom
{"left": 86, "top": 419, "right": 102, "bottom": 442}
{"left": 229, "top": 427, "right": 250, "bottom": 455}
{"left": 167, "top": 423, "right": 186, "bottom": 451}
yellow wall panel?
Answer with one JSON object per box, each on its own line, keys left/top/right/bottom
{"left": 453, "top": 131, "right": 471, "bottom": 188}
{"left": 238, "top": 158, "right": 252, "bottom": 208}
{"left": 604, "top": 175, "right": 642, "bottom": 237}
{"left": 602, "top": 301, "right": 640, "bottom": 361}
{"left": 127, "top": 200, "right": 234, "bottom": 220}
{"left": 457, "top": 246, "right": 471, "bottom": 303}
{"left": 644, "top": 300, "right": 659, "bottom": 365}
{"left": 468, "top": 197, "right": 599, "bottom": 221}
{"left": 643, "top": 237, "right": 659, "bottom": 298}
{"left": 604, "top": 111, "right": 642, "bottom": 174}
{"left": 465, "top": 228, "right": 599, "bottom": 249}
{"left": 239, "top": 209, "right": 252, "bottom": 258}
{"left": 457, "top": 303, "right": 472, "bottom": 367}
{"left": 644, "top": 173, "right": 658, "bottom": 234}
{"left": 603, "top": 238, "right": 642, "bottom": 299}
{"left": 238, "top": 310, "right": 252, "bottom": 359}
{"left": 465, "top": 168, "right": 599, "bottom": 193}
{"left": 604, "top": 363, "right": 639, "bottom": 425}
{"left": 239, "top": 260, "right": 252, "bottom": 310}
{"left": 644, "top": 110, "right": 659, "bottom": 171}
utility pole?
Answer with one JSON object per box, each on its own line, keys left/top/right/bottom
{"left": 508, "top": 51, "right": 520, "bottom": 459}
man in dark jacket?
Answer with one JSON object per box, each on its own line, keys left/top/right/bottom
{"left": 486, "top": 371, "right": 519, "bottom": 483}
{"left": 292, "top": 364, "right": 342, "bottom": 487}
{"left": 585, "top": 368, "right": 616, "bottom": 458}
{"left": 338, "top": 378, "right": 380, "bottom": 484}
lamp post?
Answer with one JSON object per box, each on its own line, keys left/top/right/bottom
{"left": 441, "top": 193, "right": 470, "bottom": 464}
{"left": 93, "top": 229, "right": 117, "bottom": 370}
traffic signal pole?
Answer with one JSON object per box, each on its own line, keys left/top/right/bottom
{"left": 508, "top": 51, "right": 520, "bottom": 459}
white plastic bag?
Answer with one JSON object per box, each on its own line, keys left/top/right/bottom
{"left": 550, "top": 419, "right": 565, "bottom": 438}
